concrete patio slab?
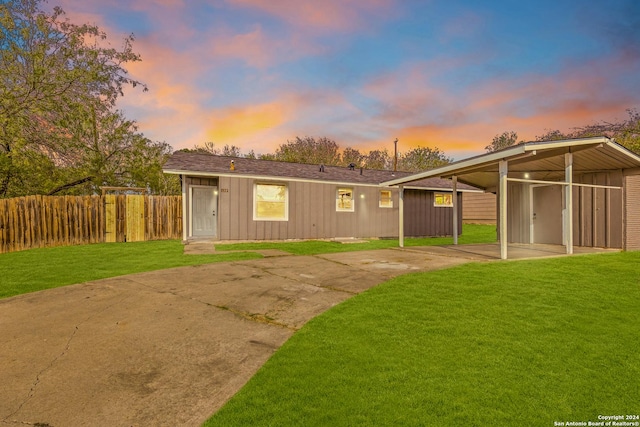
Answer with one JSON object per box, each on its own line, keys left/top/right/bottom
{"left": 402, "top": 243, "right": 620, "bottom": 260}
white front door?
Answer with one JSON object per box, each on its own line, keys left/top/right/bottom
{"left": 192, "top": 187, "right": 217, "bottom": 237}
{"left": 532, "top": 185, "right": 562, "bottom": 244}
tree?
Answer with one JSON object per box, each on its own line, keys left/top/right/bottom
{"left": 0, "top": 0, "right": 167, "bottom": 197}
{"left": 485, "top": 131, "right": 520, "bottom": 152}
{"left": 534, "top": 109, "right": 640, "bottom": 154}
{"left": 534, "top": 129, "right": 568, "bottom": 142}
{"left": 341, "top": 147, "right": 364, "bottom": 167}
{"left": 398, "top": 146, "right": 452, "bottom": 171}
{"left": 274, "top": 136, "right": 341, "bottom": 165}
{"left": 364, "top": 149, "right": 391, "bottom": 170}
{"left": 187, "top": 142, "right": 243, "bottom": 157}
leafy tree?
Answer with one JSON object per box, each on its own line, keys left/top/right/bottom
{"left": 0, "top": 0, "right": 175, "bottom": 197}
{"left": 534, "top": 109, "right": 640, "bottom": 154}
{"left": 341, "top": 147, "right": 365, "bottom": 167}
{"left": 398, "top": 146, "right": 451, "bottom": 171}
{"left": 186, "top": 142, "right": 243, "bottom": 157}
{"left": 364, "top": 149, "right": 391, "bottom": 170}
{"left": 485, "top": 131, "right": 521, "bottom": 152}
{"left": 274, "top": 136, "right": 341, "bottom": 165}
{"left": 534, "top": 129, "right": 568, "bottom": 141}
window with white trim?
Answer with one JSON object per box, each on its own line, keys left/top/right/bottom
{"left": 379, "top": 190, "right": 393, "bottom": 208}
{"left": 434, "top": 192, "right": 453, "bottom": 207}
{"left": 336, "top": 187, "right": 354, "bottom": 212}
{"left": 254, "top": 183, "right": 288, "bottom": 220}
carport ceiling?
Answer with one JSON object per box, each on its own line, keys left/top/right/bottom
{"left": 383, "top": 137, "right": 640, "bottom": 191}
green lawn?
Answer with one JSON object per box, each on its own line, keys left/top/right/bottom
{"left": 0, "top": 240, "right": 262, "bottom": 299}
{"left": 1, "top": 224, "right": 496, "bottom": 299}
{"left": 206, "top": 252, "right": 640, "bottom": 426}
{"left": 215, "top": 223, "right": 496, "bottom": 255}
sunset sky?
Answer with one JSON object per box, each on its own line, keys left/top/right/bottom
{"left": 54, "top": 0, "right": 640, "bottom": 159}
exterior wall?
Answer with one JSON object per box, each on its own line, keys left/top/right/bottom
{"left": 215, "top": 176, "right": 401, "bottom": 240}
{"left": 462, "top": 192, "right": 496, "bottom": 224}
{"left": 403, "top": 190, "right": 462, "bottom": 237}
{"left": 574, "top": 172, "right": 623, "bottom": 249}
{"left": 624, "top": 173, "right": 640, "bottom": 251}
{"left": 183, "top": 176, "right": 219, "bottom": 239}
{"left": 505, "top": 182, "right": 531, "bottom": 244}
{"left": 504, "top": 172, "right": 624, "bottom": 249}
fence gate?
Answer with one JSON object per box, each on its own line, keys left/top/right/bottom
{"left": 105, "top": 195, "right": 117, "bottom": 243}
{"left": 126, "top": 195, "right": 145, "bottom": 242}
{"left": 104, "top": 195, "right": 145, "bottom": 242}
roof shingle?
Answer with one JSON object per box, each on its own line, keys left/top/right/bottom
{"left": 164, "top": 151, "right": 477, "bottom": 190}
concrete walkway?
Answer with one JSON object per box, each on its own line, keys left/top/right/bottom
{"left": 0, "top": 249, "right": 474, "bottom": 427}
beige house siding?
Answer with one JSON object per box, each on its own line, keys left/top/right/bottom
{"left": 624, "top": 173, "right": 640, "bottom": 251}
{"left": 462, "top": 192, "right": 496, "bottom": 224}
{"left": 215, "top": 176, "right": 400, "bottom": 240}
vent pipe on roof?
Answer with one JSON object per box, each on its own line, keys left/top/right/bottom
{"left": 319, "top": 164, "right": 325, "bottom": 172}
{"left": 360, "top": 167, "right": 363, "bottom": 175}
{"left": 230, "top": 160, "right": 235, "bottom": 171}
{"left": 348, "top": 163, "right": 355, "bottom": 170}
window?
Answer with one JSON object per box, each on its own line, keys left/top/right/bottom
{"left": 254, "top": 183, "right": 288, "bottom": 220}
{"left": 434, "top": 192, "right": 453, "bottom": 207}
{"left": 336, "top": 187, "right": 354, "bottom": 212}
{"left": 379, "top": 190, "right": 393, "bottom": 208}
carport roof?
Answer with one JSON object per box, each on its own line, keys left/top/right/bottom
{"left": 382, "top": 137, "right": 640, "bottom": 190}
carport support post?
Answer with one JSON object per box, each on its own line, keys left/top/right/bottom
{"left": 399, "top": 185, "right": 404, "bottom": 248}
{"left": 499, "top": 160, "right": 508, "bottom": 260}
{"left": 565, "top": 153, "right": 573, "bottom": 254}
{"left": 452, "top": 176, "right": 458, "bottom": 245}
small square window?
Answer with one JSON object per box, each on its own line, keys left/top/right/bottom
{"left": 379, "top": 190, "right": 393, "bottom": 208}
{"left": 336, "top": 187, "right": 354, "bottom": 212}
{"left": 434, "top": 192, "right": 453, "bottom": 207}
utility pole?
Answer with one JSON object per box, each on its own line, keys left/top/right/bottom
{"left": 394, "top": 138, "right": 398, "bottom": 171}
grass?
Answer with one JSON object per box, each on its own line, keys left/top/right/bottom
{"left": 215, "top": 223, "right": 497, "bottom": 255}
{"left": 0, "top": 240, "right": 262, "bottom": 299}
{"left": 205, "top": 252, "right": 640, "bottom": 426}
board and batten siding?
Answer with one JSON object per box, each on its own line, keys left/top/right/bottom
{"left": 624, "top": 173, "right": 640, "bottom": 250}
{"left": 216, "top": 176, "right": 400, "bottom": 240}
{"left": 403, "top": 190, "right": 462, "bottom": 237}
{"left": 503, "top": 172, "right": 624, "bottom": 249}
{"left": 462, "top": 192, "right": 496, "bottom": 224}
{"left": 574, "top": 172, "right": 623, "bottom": 249}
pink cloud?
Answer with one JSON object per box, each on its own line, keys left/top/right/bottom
{"left": 225, "top": 0, "right": 396, "bottom": 32}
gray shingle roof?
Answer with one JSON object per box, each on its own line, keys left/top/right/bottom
{"left": 164, "top": 151, "right": 477, "bottom": 190}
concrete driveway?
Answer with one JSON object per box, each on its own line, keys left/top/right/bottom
{"left": 0, "top": 248, "right": 473, "bottom": 427}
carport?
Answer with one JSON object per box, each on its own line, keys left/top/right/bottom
{"left": 383, "top": 137, "right": 640, "bottom": 259}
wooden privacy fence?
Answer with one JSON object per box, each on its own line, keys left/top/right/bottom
{"left": 0, "top": 195, "right": 182, "bottom": 253}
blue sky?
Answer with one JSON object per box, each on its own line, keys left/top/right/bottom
{"left": 55, "top": 0, "right": 640, "bottom": 159}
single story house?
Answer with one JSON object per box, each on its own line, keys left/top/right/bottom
{"left": 383, "top": 137, "right": 640, "bottom": 258}
{"left": 162, "top": 152, "right": 480, "bottom": 242}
